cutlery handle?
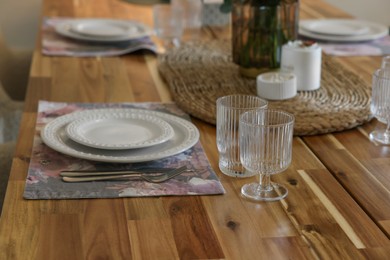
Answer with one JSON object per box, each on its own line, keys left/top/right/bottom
{"left": 60, "top": 168, "right": 175, "bottom": 177}
{"left": 62, "top": 174, "right": 142, "bottom": 182}
{"left": 60, "top": 170, "right": 140, "bottom": 177}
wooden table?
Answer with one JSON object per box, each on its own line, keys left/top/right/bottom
{"left": 1, "top": 0, "right": 390, "bottom": 259}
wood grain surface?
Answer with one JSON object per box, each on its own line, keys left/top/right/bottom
{"left": 1, "top": 0, "right": 390, "bottom": 259}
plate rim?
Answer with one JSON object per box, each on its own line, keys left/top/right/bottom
{"left": 301, "top": 19, "right": 370, "bottom": 36}
{"left": 69, "top": 19, "right": 137, "bottom": 38}
{"left": 55, "top": 18, "right": 153, "bottom": 42}
{"left": 65, "top": 112, "right": 175, "bottom": 150}
{"left": 41, "top": 108, "right": 200, "bottom": 163}
{"left": 299, "top": 19, "right": 388, "bottom": 42}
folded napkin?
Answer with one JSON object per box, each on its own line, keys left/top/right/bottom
{"left": 23, "top": 101, "right": 225, "bottom": 199}
{"left": 42, "top": 17, "right": 158, "bottom": 57}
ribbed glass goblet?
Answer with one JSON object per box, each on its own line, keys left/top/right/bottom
{"left": 370, "top": 68, "right": 390, "bottom": 144}
{"left": 239, "top": 109, "right": 294, "bottom": 201}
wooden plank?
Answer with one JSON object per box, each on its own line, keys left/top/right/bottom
{"left": 304, "top": 135, "right": 390, "bottom": 224}
{"left": 2, "top": 0, "right": 389, "bottom": 259}
{"left": 299, "top": 169, "right": 390, "bottom": 247}
{"left": 35, "top": 214, "right": 84, "bottom": 260}
{"left": 128, "top": 218, "right": 180, "bottom": 259}
{"left": 125, "top": 55, "right": 164, "bottom": 102}
{"left": 80, "top": 199, "right": 132, "bottom": 259}
{"left": 125, "top": 198, "right": 180, "bottom": 259}
{"left": 0, "top": 182, "right": 41, "bottom": 259}
{"left": 163, "top": 196, "right": 225, "bottom": 259}
{"left": 43, "top": 0, "right": 75, "bottom": 17}
{"left": 100, "top": 58, "right": 134, "bottom": 102}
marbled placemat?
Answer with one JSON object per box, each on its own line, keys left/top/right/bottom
{"left": 23, "top": 101, "right": 225, "bottom": 199}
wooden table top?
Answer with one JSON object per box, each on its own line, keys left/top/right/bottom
{"left": 1, "top": 0, "right": 390, "bottom": 259}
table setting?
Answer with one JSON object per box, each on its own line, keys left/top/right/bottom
{"left": 24, "top": 100, "right": 225, "bottom": 199}
{"left": 41, "top": 17, "right": 158, "bottom": 56}
{"left": 4, "top": 0, "right": 390, "bottom": 259}
{"left": 298, "top": 18, "right": 390, "bottom": 56}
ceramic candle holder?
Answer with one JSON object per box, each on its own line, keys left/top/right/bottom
{"left": 281, "top": 41, "right": 322, "bottom": 91}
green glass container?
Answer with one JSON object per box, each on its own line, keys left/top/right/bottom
{"left": 232, "top": 0, "right": 299, "bottom": 78}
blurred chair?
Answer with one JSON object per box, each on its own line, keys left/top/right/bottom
{"left": 0, "top": 40, "right": 31, "bottom": 101}
{"left": 0, "top": 28, "right": 32, "bottom": 101}
{"left": 0, "top": 141, "right": 16, "bottom": 215}
{"left": 0, "top": 35, "right": 25, "bottom": 213}
{"left": 0, "top": 0, "right": 38, "bottom": 215}
{"left": 0, "top": 78, "right": 24, "bottom": 216}
{"left": 0, "top": 0, "right": 41, "bottom": 101}
{"left": 0, "top": 83, "right": 23, "bottom": 142}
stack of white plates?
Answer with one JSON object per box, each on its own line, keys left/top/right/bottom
{"left": 299, "top": 19, "right": 388, "bottom": 42}
{"left": 40, "top": 108, "right": 200, "bottom": 163}
{"left": 55, "top": 18, "right": 153, "bottom": 42}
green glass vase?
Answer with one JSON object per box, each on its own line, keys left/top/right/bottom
{"left": 232, "top": 0, "right": 299, "bottom": 78}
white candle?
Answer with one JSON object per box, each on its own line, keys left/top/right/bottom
{"left": 256, "top": 72, "right": 297, "bottom": 100}
{"left": 281, "top": 41, "right": 322, "bottom": 91}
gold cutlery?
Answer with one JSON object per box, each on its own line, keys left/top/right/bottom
{"left": 60, "top": 167, "right": 177, "bottom": 177}
{"left": 61, "top": 166, "right": 187, "bottom": 183}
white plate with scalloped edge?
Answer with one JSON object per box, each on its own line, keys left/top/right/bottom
{"left": 299, "top": 19, "right": 388, "bottom": 42}
{"left": 55, "top": 19, "right": 153, "bottom": 42}
{"left": 70, "top": 19, "right": 138, "bottom": 38}
{"left": 41, "top": 108, "right": 200, "bottom": 163}
{"left": 65, "top": 112, "right": 174, "bottom": 150}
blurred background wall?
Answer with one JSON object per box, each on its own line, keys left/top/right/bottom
{"left": 0, "top": 0, "right": 41, "bottom": 50}
{"left": 324, "top": 0, "right": 390, "bottom": 27}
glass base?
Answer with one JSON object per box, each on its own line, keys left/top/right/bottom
{"left": 369, "top": 130, "right": 390, "bottom": 144}
{"left": 219, "top": 163, "right": 256, "bottom": 178}
{"left": 241, "top": 182, "right": 288, "bottom": 201}
{"left": 158, "top": 37, "right": 181, "bottom": 53}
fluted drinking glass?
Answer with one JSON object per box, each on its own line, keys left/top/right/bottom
{"left": 370, "top": 68, "right": 390, "bottom": 144}
{"left": 216, "top": 95, "right": 268, "bottom": 177}
{"left": 239, "top": 109, "right": 294, "bottom": 201}
{"left": 382, "top": 56, "right": 390, "bottom": 70}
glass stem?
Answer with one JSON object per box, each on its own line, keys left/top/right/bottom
{"left": 258, "top": 173, "right": 272, "bottom": 192}
{"left": 385, "top": 117, "right": 390, "bottom": 142}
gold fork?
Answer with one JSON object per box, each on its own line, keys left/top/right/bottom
{"left": 61, "top": 166, "right": 187, "bottom": 183}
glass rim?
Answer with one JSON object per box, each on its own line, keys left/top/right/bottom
{"left": 216, "top": 94, "right": 268, "bottom": 109}
{"left": 240, "top": 109, "right": 295, "bottom": 128}
{"left": 373, "top": 68, "right": 390, "bottom": 80}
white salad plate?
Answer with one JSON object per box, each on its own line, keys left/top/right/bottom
{"left": 41, "top": 108, "right": 200, "bottom": 163}
{"left": 300, "top": 19, "right": 370, "bottom": 36}
{"left": 70, "top": 19, "right": 138, "bottom": 38}
{"left": 65, "top": 112, "right": 174, "bottom": 150}
{"left": 299, "top": 19, "right": 388, "bottom": 42}
{"left": 55, "top": 19, "right": 153, "bottom": 42}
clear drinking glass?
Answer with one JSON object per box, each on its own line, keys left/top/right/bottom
{"left": 382, "top": 56, "right": 390, "bottom": 70}
{"left": 239, "top": 109, "right": 295, "bottom": 201}
{"left": 370, "top": 68, "right": 390, "bottom": 144}
{"left": 153, "top": 4, "right": 183, "bottom": 50}
{"left": 171, "top": 0, "right": 203, "bottom": 40}
{"left": 216, "top": 95, "right": 268, "bottom": 177}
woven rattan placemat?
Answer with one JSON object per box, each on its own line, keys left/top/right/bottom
{"left": 158, "top": 40, "right": 372, "bottom": 135}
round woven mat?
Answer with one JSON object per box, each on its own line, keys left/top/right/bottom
{"left": 158, "top": 40, "right": 372, "bottom": 135}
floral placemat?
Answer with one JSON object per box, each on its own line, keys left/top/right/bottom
{"left": 42, "top": 17, "right": 157, "bottom": 57}
{"left": 23, "top": 101, "right": 225, "bottom": 199}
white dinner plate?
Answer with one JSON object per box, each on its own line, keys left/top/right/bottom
{"left": 299, "top": 19, "right": 388, "bottom": 42}
{"left": 55, "top": 19, "right": 153, "bottom": 42}
{"left": 70, "top": 19, "right": 138, "bottom": 38}
{"left": 41, "top": 108, "right": 200, "bottom": 163}
{"left": 65, "top": 112, "right": 174, "bottom": 150}
{"left": 300, "top": 19, "right": 370, "bottom": 36}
